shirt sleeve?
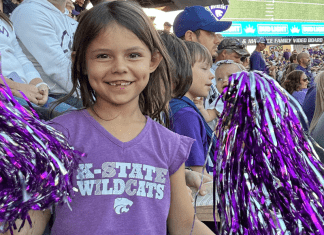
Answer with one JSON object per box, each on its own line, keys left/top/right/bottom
{"left": 172, "top": 110, "right": 207, "bottom": 168}
{"left": 168, "top": 134, "right": 194, "bottom": 175}
{"left": 11, "top": 26, "right": 42, "bottom": 84}
{"left": 10, "top": 6, "right": 73, "bottom": 92}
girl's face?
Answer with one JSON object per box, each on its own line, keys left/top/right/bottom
{"left": 299, "top": 73, "right": 309, "bottom": 90}
{"left": 85, "top": 24, "right": 161, "bottom": 107}
{"left": 187, "top": 61, "right": 213, "bottom": 99}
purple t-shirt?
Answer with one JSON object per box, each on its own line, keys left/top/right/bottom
{"left": 171, "top": 107, "right": 209, "bottom": 170}
{"left": 48, "top": 109, "right": 194, "bottom": 235}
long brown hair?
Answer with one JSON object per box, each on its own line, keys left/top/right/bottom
{"left": 0, "top": 12, "right": 13, "bottom": 30}
{"left": 52, "top": 1, "right": 173, "bottom": 127}
{"left": 282, "top": 70, "right": 305, "bottom": 94}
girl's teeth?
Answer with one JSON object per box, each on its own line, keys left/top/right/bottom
{"left": 108, "top": 82, "right": 131, "bottom": 86}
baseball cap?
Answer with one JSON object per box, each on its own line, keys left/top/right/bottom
{"left": 218, "top": 38, "right": 250, "bottom": 57}
{"left": 256, "top": 37, "right": 267, "bottom": 45}
{"left": 164, "top": 22, "right": 172, "bottom": 27}
{"left": 173, "top": 6, "right": 232, "bottom": 38}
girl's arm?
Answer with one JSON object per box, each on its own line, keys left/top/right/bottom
{"left": 193, "top": 98, "right": 218, "bottom": 122}
{"left": 0, "top": 209, "right": 51, "bottom": 235}
{"left": 167, "top": 164, "right": 215, "bottom": 235}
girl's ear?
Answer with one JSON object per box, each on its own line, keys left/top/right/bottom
{"left": 149, "top": 50, "right": 163, "bottom": 73}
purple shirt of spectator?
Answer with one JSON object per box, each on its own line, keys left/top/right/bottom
{"left": 170, "top": 105, "right": 211, "bottom": 173}
{"left": 48, "top": 110, "right": 194, "bottom": 235}
{"left": 283, "top": 51, "right": 290, "bottom": 60}
{"left": 250, "top": 50, "right": 269, "bottom": 74}
{"left": 302, "top": 85, "right": 316, "bottom": 126}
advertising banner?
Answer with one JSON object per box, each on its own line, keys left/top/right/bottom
{"left": 235, "top": 37, "right": 324, "bottom": 45}
{"left": 222, "top": 21, "right": 324, "bottom": 37}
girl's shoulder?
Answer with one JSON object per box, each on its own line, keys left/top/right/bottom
{"left": 47, "top": 109, "right": 87, "bottom": 135}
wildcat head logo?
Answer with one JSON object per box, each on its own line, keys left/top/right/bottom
{"left": 244, "top": 25, "right": 256, "bottom": 34}
{"left": 206, "top": 5, "right": 228, "bottom": 21}
{"left": 291, "top": 26, "right": 300, "bottom": 33}
{"left": 114, "top": 198, "right": 133, "bottom": 215}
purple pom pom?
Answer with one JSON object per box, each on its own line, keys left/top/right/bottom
{"left": 0, "top": 74, "right": 84, "bottom": 234}
{"left": 213, "top": 71, "right": 324, "bottom": 234}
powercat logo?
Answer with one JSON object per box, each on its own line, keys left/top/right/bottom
{"left": 206, "top": 5, "right": 229, "bottom": 21}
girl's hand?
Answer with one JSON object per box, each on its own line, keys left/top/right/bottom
{"left": 193, "top": 97, "right": 204, "bottom": 110}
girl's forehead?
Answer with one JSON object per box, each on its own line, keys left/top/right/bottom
{"left": 90, "top": 24, "right": 149, "bottom": 51}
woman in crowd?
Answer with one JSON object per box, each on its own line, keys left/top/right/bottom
{"left": 282, "top": 70, "right": 309, "bottom": 104}
{"left": 0, "top": 12, "right": 49, "bottom": 105}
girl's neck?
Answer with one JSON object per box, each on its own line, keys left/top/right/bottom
{"left": 90, "top": 98, "right": 145, "bottom": 125}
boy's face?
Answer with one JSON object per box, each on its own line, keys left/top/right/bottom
{"left": 215, "top": 64, "right": 242, "bottom": 94}
{"left": 188, "top": 61, "right": 214, "bottom": 98}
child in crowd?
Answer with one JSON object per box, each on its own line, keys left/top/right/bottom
{"left": 194, "top": 60, "right": 244, "bottom": 124}
{"left": 3, "top": 2, "right": 215, "bottom": 235}
{"left": 169, "top": 41, "right": 215, "bottom": 176}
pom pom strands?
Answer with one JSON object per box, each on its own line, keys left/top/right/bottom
{"left": 213, "top": 71, "right": 324, "bottom": 234}
{"left": 0, "top": 73, "right": 83, "bottom": 234}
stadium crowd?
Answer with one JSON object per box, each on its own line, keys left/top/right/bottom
{"left": 1, "top": 0, "right": 324, "bottom": 234}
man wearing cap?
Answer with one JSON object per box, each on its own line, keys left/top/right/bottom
{"left": 173, "top": 5, "right": 232, "bottom": 59}
{"left": 250, "top": 37, "right": 276, "bottom": 78}
{"left": 215, "top": 38, "right": 250, "bottom": 64}
{"left": 163, "top": 22, "right": 172, "bottom": 33}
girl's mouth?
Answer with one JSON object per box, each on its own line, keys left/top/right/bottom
{"left": 107, "top": 82, "right": 133, "bottom": 86}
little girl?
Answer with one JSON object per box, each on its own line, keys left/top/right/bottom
{"left": 169, "top": 41, "right": 215, "bottom": 176}
{"left": 2, "top": 2, "right": 214, "bottom": 235}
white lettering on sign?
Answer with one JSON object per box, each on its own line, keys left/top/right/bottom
{"left": 258, "top": 24, "right": 289, "bottom": 34}
{"left": 210, "top": 5, "right": 227, "bottom": 10}
{"left": 222, "top": 24, "right": 242, "bottom": 34}
{"left": 302, "top": 25, "right": 324, "bottom": 34}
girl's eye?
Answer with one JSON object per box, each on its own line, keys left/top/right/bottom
{"left": 129, "top": 53, "right": 141, "bottom": 59}
{"left": 97, "top": 54, "right": 109, "bottom": 59}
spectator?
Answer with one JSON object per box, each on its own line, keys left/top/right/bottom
{"left": 250, "top": 37, "right": 276, "bottom": 78}
{"left": 72, "top": 0, "right": 85, "bottom": 16}
{"left": 282, "top": 70, "right": 309, "bottom": 104}
{"left": 215, "top": 38, "right": 249, "bottom": 64}
{"left": 0, "top": 12, "right": 48, "bottom": 106}
{"left": 283, "top": 48, "right": 291, "bottom": 61}
{"left": 163, "top": 22, "right": 172, "bottom": 33}
{"left": 173, "top": 5, "right": 231, "bottom": 132}
{"left": 296, "top": 52, "right": 314, "bottom": 84}
{"left": 281, "top": 63, "right": 298, "bottom": 85}
{"left": 10, "top": 0, "right": 81, "bottom": 108}
{"left": 290, "top": 53, "right": 298, "bottom": 64}
{"left": 173, "top": 6, "right": 231, "bottom": 59}
{"left": 241, "top": 56, "right": 250, "bottom": 70}
{"left": 66, "top": 0, "right": 75, "bottom": 18}
{"left": 0, "top": 0, "right": 17, "bottom": 16}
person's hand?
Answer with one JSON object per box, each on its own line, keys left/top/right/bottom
{"left": 185, "top": 169, "right": 212, "bottom": 196}
{"left": 193, "top": 97, "right": 204, "bottom": 111}
{"left": 14, "top": 83, "right": 42, "bottom": 105}
{"left": 36, "top": 84, "right": 49, "bottom": 106}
